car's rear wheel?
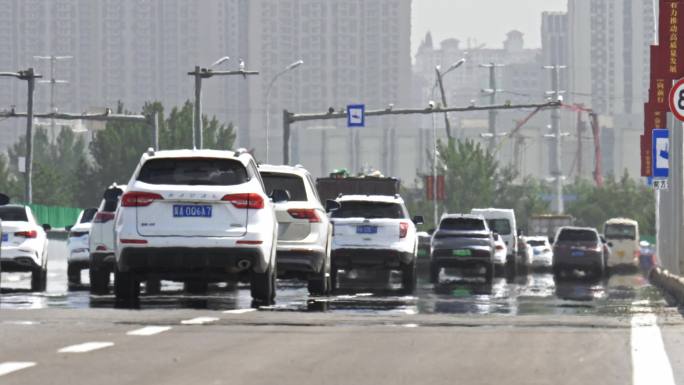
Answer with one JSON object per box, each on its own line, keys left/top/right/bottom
{"left": 31, "top": 267, "right": 47, "bottom": 292}
{"left": 308, "top": 263, "right": 330, "bottom": 296}
{"left": 484, "top": 264, "right": 494, "bottom": 284}
{"left": 114, "top": 270, "right": 140, "bottom": 302}
{"left": 89, "top": 267, "right": 110, "bottom": 294}
{"left": 330, "top": 263, "right": 339, "bottom": 293}
{"left": 67, "top": 263, "right": 81, "bottom": 285}
{"left": 429, "top": 262, "right": 440, "bottom": 284}
{"left": 401, "top": 261, "right": 417, "bottom": 293}
{"left": 251, "top": 263, "right": 275, "bottom": 305}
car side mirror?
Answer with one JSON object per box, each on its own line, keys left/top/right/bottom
{"left": 412, "top": 215, "right": 424, "bottom": 225}
{"left": 325, "top": 199, "right": 341, "bottom": 212}
{"left": 492, "top": 232, "right": 499, "bottom": 238}
{"left": 43, "top": 224, "right": 52, "bottom": 232}
{"left": 0, "top": 193, "right": 9, "bottom": 206}
{"left": 607, "top": 242, "right": 614, "bottom": 248}
{"left": 65, "top": 225, "right": 73, "bottom": 232}
{"left": 270, "top": 189, "right": 290, "bottom": 203}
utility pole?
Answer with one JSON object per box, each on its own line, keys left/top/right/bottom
{"left": 188, "top": 64, "right": 258, "bottom": 150}
{"left": 480, "top": 63, "right": 504, "bottom": 152}
{"left": 544, "top": 65, "right": 567, "bottom": 214}
{"left": 34, "top": 55, "right": 72, "bottom": 142}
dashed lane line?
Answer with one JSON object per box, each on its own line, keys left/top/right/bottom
{"left": 222, "top": 309, "right": 256, "bottom": 315}
{"left": 126, "top": 326, "right": 172, "bottom": 336}
{"left": 58, "top": 342, "right": 115, "bottom": 353}
{"left": 180, "top": 317, "right": 219, "bottom": 325}
{"left": 0, "top": 362, "right": 36, "bottom": 377}
{"left": 631, "top": 310, "right": 676, "bottom": 385}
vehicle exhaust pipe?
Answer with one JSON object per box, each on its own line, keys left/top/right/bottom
{"left": 236, "top": 259, "right": 251, "bottom": 270}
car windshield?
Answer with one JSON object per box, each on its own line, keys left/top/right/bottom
{"left": 0, "top": 206, "right": 27, "bottom": 222}
{"left": 487, "top": 219, "right": 511, "bottom": 235}
{"left": 556, "top": 229, "right": 598, "bottom": 243}
{"left": 137, "top": 158, "right": 248, "bottom": 186}
{"left": 527, "top": 240, "right": 546, "bottom": 247}
{"left": 604, "top": 224, "right": 637, "bottom": 240}
{"left": 79, "top": 208, "right": 98, "bottom": 223}
{"left": 261, "top": 172, "right": 308, "bottom": 202}
{"left": 440, "top": 218, "right": 486, "bottom": 231}
{"left": 331, "top": 201, "right": 404, "bottom": 219}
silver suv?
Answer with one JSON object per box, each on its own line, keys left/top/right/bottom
{"left": 259, "top": 164, "right": 332, "bottom": 295}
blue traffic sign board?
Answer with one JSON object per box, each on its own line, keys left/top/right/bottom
{"left": 652, "top": 129, "right": 669, "bottom": 178}
{"left": 347, "top": 104, "right": 365, "bottom": 127}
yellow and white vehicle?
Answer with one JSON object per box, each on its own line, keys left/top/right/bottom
{"left": 602, "top": 218, "right": 639, "bottom": 267}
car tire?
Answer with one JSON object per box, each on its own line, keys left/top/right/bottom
{"left": 146, "top": 278, "right": 162, "bottom": 294}
{"left": 67, "top": 263, "right": 81, "bottom": 285}
{"left": 31, "top": 267, "right": 47, "bottom": 292}
{"left": 484, "top": 264, "right": 494, "bottom": 284}
{"left": 429, "top": 262, "right": 440, "bottom": 284}
{"left": 114, "top": 270, "right": 140, "bottom": 302}
{"left": 330, "top": 263, "right": 339, "bottom": 293}
{"left": 505, "top": 259, "right": 517, "bottom": 280}
{"left": 308, "top": 263, "right": 330, "bottom": 296}
{"left": 251, "top": 262, "right": 275, "bottom": 305}
{"left": 185, "top": 280, "right": 208, "bottom": 294}
{"left": 553, "top": 266, "right": 564, "bottom": 281}
{"left": 89, "top": 267, "right": 110, "bottom": 294}
{"left": 401, "top": 261, "right": 417, "bottom": 294}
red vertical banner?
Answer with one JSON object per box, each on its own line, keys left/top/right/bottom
{"left": 436, "top": 175, "right": 446, "bottom": 202}
{"left": 425, "top": 175, "right": 434, "bottom": 201}
{"left": 641, "top": 134, "right": 652, "bottom": 177}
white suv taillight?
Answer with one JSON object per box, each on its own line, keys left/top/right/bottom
{"left": 93, "top": 212, "right": 115, "bottom": 223}
{"left": 399, "top": 222, "right": 409, "bottom": 238}
{"left": 287, "top": 208, "right": 320, "bottom": 222}
{"left": 222, "top": 193, "right": 264, "bottom": 209}
{"left": 121, "top": 191, "right": 164, "bottom": 207}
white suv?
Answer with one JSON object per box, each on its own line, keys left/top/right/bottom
{"left": 0, "top": 205, "right": 50, "bottom": 291}
{"left": 259, "top": 164, "right": 332, "bottom": 295}
{"left": 114, "top": 149, "right": 279, "bottom": 304}
{"left": 66, "top": 207, "right": 97, "bottom": 286}
{"left": 88, "top": 184, "right": 126, "bottom": 294}
{"left": 330, "top": 195, "right": 421, "bottom": 293}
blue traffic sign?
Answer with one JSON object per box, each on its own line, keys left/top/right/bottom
{"left": 652, "top": 129, "right": 669, "bottom": 178}
{"left": 347, "top": 104, "right": 365, "bottom": 128}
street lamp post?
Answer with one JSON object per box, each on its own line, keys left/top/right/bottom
{"left": 430, "top": 59, "right": 466, "bottom": 228}
{"left": 188, "top": 57, "right": 257, "bottom": 150}
{"left": 265, "top": 60, "right": 303, "bottom": 163}
{"left": 0, "top": 68, "right": 42, "bottom": 203}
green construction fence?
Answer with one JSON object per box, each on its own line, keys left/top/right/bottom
{"left": 27, "top": 203, "right": 83, "bottom": 229}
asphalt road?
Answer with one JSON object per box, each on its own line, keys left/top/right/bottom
{"left": 0, "top": 240, "right": 683, "bottom": 384}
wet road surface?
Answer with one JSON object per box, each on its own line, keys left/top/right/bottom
{"left": 1, "top": 240, "right": 683, "bottom": 384}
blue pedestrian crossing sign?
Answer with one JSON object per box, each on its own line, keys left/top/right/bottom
{"left": 347, "top": 104, "right": 365, "bottom": 128}
{"left": 652, "top": 129, "right": 669, "bottom": 178}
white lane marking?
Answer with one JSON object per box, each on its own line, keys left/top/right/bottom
{"left": 126, "top": 326, "right": 172, "bottom": 336}
{"left": 180, "top": 317, "right": 219, "bottom": 325}
{"left": 58, "top": 342, "right": 114, "bottom": 353}
{"left": 223, "top": 309, "right": 256, "bottom": 315}
{"left": 403, "top": 323, "right": 419, "bottom": 328}
{"left": 631, "top": 311, "right": 676, "bottom": 385}
{"left": 0, "top": 362, "right": 36, "bottom": 377}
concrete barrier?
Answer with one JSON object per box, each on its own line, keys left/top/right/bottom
{"left": 649, "top": 267, "right": 684, "bottom": 306}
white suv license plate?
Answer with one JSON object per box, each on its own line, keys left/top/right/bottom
{"left": 173, "top": 205, "right": 212, "bottom": 218}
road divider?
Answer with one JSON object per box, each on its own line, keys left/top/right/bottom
{"left": 649, "top": 267, "right": 684, "bottom": 305}
{"left": 126, "top": 326, "right": 172, "bottom": 336}
{"left": 0, "top": 362, "right": 36, "bottom": 377}
{"left": 58, "top": 341, "right": 114, "bottom": 353}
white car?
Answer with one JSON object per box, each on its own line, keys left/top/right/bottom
{"left": 259, "top": 164, "right": 332, "bottom": 295}
{"left": 470, "top": 208, "right": 519, "bottom": 265}
{"left": 89, "top": 184, "right": 126, "bottom": 294}
{"left": 493, "top": 233, "right": 507, "bottom": 267}
{"left": 66, "top": 207, "right": 97, "bottom": 285}
{"left": 330, "top": 194, "right": 421, "bottom": 293}
{"left": 114, "top": 149, "right": 279, "bottom": 304}
{"left": 0, "top": 205, "right": 50, "bottom": 291}
{"left": 524, "top": 236, "right": 553, "bottom": 268}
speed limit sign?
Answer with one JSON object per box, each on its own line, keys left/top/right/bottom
{"left": 669, "top": 78, "right": 684, "bottom": 121}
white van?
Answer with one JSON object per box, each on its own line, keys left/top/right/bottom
{"left": 470, "top": 208, "right": 518, "bottom": 263}
{"left": 603, "top": 218, "right": 639, "bottom": 267}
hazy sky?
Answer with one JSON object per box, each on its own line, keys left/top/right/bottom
{"left": 412, "top": 0, "right": 568, "bottom": 55}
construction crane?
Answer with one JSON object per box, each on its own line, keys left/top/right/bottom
{"left": 561, "top": 104, "right": 603, "bottom": 187}
{"left": 508, "top": 106, "right": 543, "bottom": 175}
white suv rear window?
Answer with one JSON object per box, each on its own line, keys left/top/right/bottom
{"left": 261, "top": 173, "right": 308, "bottom": 201}
{"left": 331, "top": 201, "right": 404, "bottom": 219}
{"left": 137, "top": 158, "right": 248, "bottom": 186}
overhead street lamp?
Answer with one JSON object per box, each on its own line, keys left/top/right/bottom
{"left": 430, "top": 58, "right": 466, "bottom": 228}
{"left": 265, "top": 59, "right": 303, "bottom": 163}
{"left": 188, "top": 57, "right": 259, "bottom": 149}
{"left": 0, "top": 68, "right": 42, "bottom": 203}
